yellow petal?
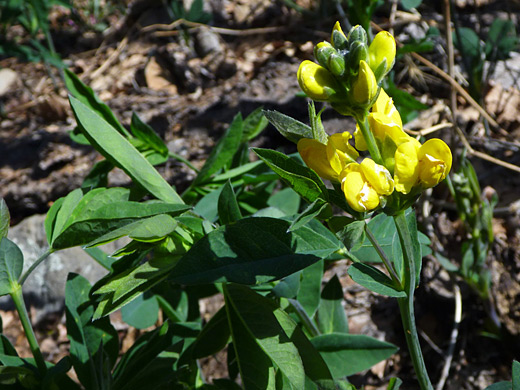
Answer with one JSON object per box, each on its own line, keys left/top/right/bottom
{"left": 368, "top": 31, "right": 396, "bottom": 75}
{"left": 394, "top": 139, "right": 421, "bottom": 194}
{"left": 327, "top": 132, "right": 359, "bottom": 168}
{"left": 360, "top": 158, "right": 394, "bottom": 195}
{"left": 297, "top": 138, "right": 338, "bottom": 181}
{"left": 351, "top": 60, "right": 378, "bottom": 105}
{"left": 368, "top": 112, "right": 408, "bottom": 146}
{"left": 372, "top": 89, "right": 402, "bottom": 129}
{"left": 353, "top": 125, "right": 368, "bottom": 151}
{"left": 297, "top": 60, "right": 340, "bottom": 101}
{"left": 417, "top": 139, "right": 452, "bottom": 188}
{"left": 342, "top": 170, "right": 380, "bottom": 212}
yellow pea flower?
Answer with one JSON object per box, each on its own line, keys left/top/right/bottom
{"left": 359, "top": 158, "right": 394, "bottom": 195}
{"left": 340, "top": 159, "right": 394, "bottom": 212}
{"left": 368, "top": 31, "right": 396, "bottom": 77}
{"left": 394, "top": 138, "right": 452, "bottom": 193}
{"left": 297, "top": 138, "right": 338, "bottom": 181}
{"left": 394, "top": 138, "right": 421, "bottom": 194}
{"left": 351, "top": 60, "right": 378, "bottom": 106}
{"left": 417, "top": 139, "right": 452, "bottom": 188}
{"left": 297, "top": 60, "right": 342, "bottom": 102}
{"left": 341, "top": 163, "right": 381, "bottom": 212}
{"left": 298, "top": 132, "right": 359, "bottom": 182}
{"left": 372, "top": 89, "right": 402, "bottom": 128}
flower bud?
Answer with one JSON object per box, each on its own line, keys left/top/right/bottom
{"left": 347, "top": 25, "right": 368, "bottom": 45}
{"left": 314, "top": 41, "right": 336, "bottom": 69}
{"left": 331, "top": 21, "right": 348, "bottom": 51}
{"left": 346, "top": 41, "right": 369, "bottom": 76}
{"left": 351, "top": 60, "right": 378, "bottom": 106}
{"left": 368, "top": 31, "right": 396, "bottom": 77}
{"left": 297, "top": 60, "right": 342, "bottom": 101}
{"left": 328, "top": 52, "right": 346, "bottom": 76}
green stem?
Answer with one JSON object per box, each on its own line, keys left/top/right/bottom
{"left": 393, "top": 211, "right": 433, "bottom": 390}
{"left": 288, "top": 298, "right": 320, "bottom": 337}
{"left": 168, "top": 152, "right": 200, "bottom": 173}
{"left": 19, "top": 249, "right": 53, "bottom": 286}
{"left": 364, "top": 223, "right": 401, "bottom": 287}
{"left": 10, "top": 283, "right": 47, "bottom": 375}
{"left": 355, "top": 115, "right": 383, "bottom": 165}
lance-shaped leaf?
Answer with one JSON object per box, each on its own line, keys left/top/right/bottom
{"left": 169, "top": 217, "right": 340, "bottom": 285}
{"left": 263, "top": 110, "right": 313, "bottom": 143}
{"left": 69, "top": 95, "right": 183, "bottom": 204}
{"left": 0, "top": 238, "right": 23, "bottom": 296}
{"left": 0, "top": 198, "right": 9, "bottom": 239}
{"left": 311, "top": 333, "right": 398, "bottom": 378}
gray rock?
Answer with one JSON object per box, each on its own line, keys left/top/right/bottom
{"left": 5, "top": 214, "right": 113, "bottom": 323}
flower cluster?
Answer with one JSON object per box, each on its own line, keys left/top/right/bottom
{"left": 298, "top": 22, "right": 396, "bottom": 117}
{"left": 295, "top": 23, "right": 452, "bottom": 214}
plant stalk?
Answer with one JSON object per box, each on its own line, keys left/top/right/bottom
{"left": 355, "top": 115, "right": 383, "bottom": 165}
{"left": 19, "top": 249, "right": 53, "bottom": 286}
{"left": 393, "top": 211, "right": 433, "bottom": 390}
{"left": 10, "top": 283, "right": 47, "bottom": 375}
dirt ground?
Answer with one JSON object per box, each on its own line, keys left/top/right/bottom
{"left": 1, "top": 0, "right": 520, "bottom": 388}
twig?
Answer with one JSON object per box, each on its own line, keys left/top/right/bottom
{"left": 404, "top": 123, "right": 453, "bottom": 137}
{"left": 142, "top": 18, "right": 287, "bottom": 36}
{"left": 334, "top": 1, "right": 351, "bottom": 32}
{"left": 389, "top": 0, "right": 398, "bottom": 36}
{"left": 88, "top": 36, "right": 128, "bottom": 81}
{"left": 436, "top": 281, "right": 462, "bottom": 390}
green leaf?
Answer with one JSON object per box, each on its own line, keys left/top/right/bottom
{"left": 311, "top": 333, "right": 398, "bottom": 378}
{"left": 0, "top": 238, "right": 23, "bottom": 296}
{"left": 225, "top": 284, "right": 305, "bottom": 390}
{"left": 121, "top": 292, "right": 159, "bottom": 329}
{"left": 317, "top": 275, "right": 348, "bottom": 334}
{"left": 387, "top": 377, "right": 403, "bottom": 390}
{"left": 263, "top": 110, "right": 313, "bottom": 143}
{"left": 65, "top": 273, "right": 118, "bottom": 389}
{"left": 484, "top": 382, "right": 512, "bottom": 390}
{"left": 194, "top": 113, "right": 244, "bottom": 185}
{"left": 513, "top": 360, "right": 520, "bottom": 390}
{"left": 272, "top": 272, "right": 301, "bottom": 299}
{"left": 253, "top": 148, "right": 327, "bottom": 203}
{"left": 336, "top": 221, "right": 365, "bottom": 252}
{"left": 453, "top": 27, "right": 482, "bottom": 61}
{"left": 348, "top": 263, "right": 405, "bottom": 298}
{"left": 297, "top": 259, "right": 323, "bottom": 317}
{"left": 69, "top": 95, "right": 183, "bottom": 204}
{"left": 400, "top": 0, "right": 421, "bottom": 10}
{"left": 93, "top": 257, "right": 179, "bottom": 319}
{"left": 288, "top": 200, "right": 330, "bottom": 232}
{"left": 130, "top": 113, "right": 169, "bottom": 156}
{"left": 485, "top": 19, "right": 518, "bottom": 61}
{"left": 64, "top": 69, "right": 129, "bottom": 137}
{"left": 0, "top": 198, "right": 9, "bottom": 239}
{"left": 112, "top": 321, "right": 197, "bottom": 389}
{"left": 82, "top": 159, "right": 113, "bottom": 189}
{"left": 83, "top": 247, "right": 116, "bottom": 271}
{"left": 169, "top": 217, "right": 340, "bottom": 285}
{"left": 267, "top": 188, "right": 301, "bottom": 216}
{"left": 191, "top": 306, "right": 230, "bottom": 359}
{"left": 243, "top": 107, "right": 269, "bottom": 142}
{"left": 218, "top": 181, "right": 242, "bottom": 225}
{"left": 52, "top": 197, "right": 189, "bottom": 249}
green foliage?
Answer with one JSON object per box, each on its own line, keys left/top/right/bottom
{"left": 170, "top": 0, "right": 211, "bottom": 24}
{"left": 0, "top": 238, "right": 23, "bottom": 296}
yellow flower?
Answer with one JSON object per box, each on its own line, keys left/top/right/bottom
{"left": 351, "top": 60, "right": 378, "bottom": 106}
{"left": 340, "top": 159, "right": 394, "bottom": 212}
{"left": 417, "top": 139, "right": 452, "bottom": 188}
{"left": 297, "top": 138, "right": 338, "bottom": 181}
{"left": 368, "top": 31, "right": 396, "bottom": 77}
{"left": 394, "top": 138, "right": 452, "bottom": 193}
{"left": 297, "top": 132, "right": 359, "bottom": 182}
{"left": 354, "top": 89, "right": 406, "bottom": 151}
{"left": 331, "top": 21, "right": 348, "bottom": 50}
{"left": 297, "top": 60, "right": 342, "bottom": 102}
{"left": 394, "top": 138, "right": 421, "bottom": 194}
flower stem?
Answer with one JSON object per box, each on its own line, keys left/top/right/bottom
{"left": 10, "top": 283, "right": 47, "bottom": 375}
{"left": 364, "top": 222, "right": 401, "bottom": 287}
{"left": 356, "top": 114, "right": 383, "bottom": 165}
{"left": 393, "top": 211, "right": 433, "bottom": 390}
{"left": 19, "top": 249, "right": 53, "bottom": 286}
